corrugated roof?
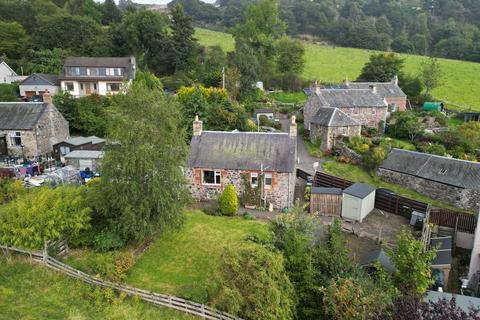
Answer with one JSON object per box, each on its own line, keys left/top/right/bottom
{"left": 64, "top": 150, "right": 104, "bottom": 159}
{"left": 62, "top": 136, "right": 105, "bottom": 146}
{"left": 63, "top": 57, "right": 133, "bottom": 67}
{"left": 317, "top": 89, "right": 388, "bottom": 108}
{"left": 311, "top": 187, "right": 343, "bottom": 195}
{"left": 346, "top": 82, "right": 407, "bottom": 98}
{"left": 188, "top": 131, "right": 296, "bottom": 173}
{"left": 379, "top": 149, "right": 480, "bottom": 189}
{"left": 343, "top": 182, "right": 376, "bottom": 198}
{"left": 0, "top": 103, "right": 47, "bottom": 130}
{"left": 311, "top": 107, "right": 360, "bottom": 127}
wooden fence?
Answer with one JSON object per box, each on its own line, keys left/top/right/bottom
{"left": 0, "top": 244, "right": 240, "bottom": 320}
{"left": 312, "top": 171, "right": 477, "bottom": 233}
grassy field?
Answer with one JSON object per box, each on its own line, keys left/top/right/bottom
{"left": 0, "top": 258, "right": 196, "bottom": 320}
{"left": 126, "top": 210, "right": 269, "bottom": 299}
{"left": 195, "top": 28, "right": 480, "bottom": 112}
{"left": 268, "top": 91, "right": 308, "bottom": 104}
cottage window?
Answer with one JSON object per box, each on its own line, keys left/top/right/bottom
{"left": 10, "top": 132, "right": 21, "bottom": 146}
{"left": 107, "top": 83, "right": 121, "bottom": 92}
{"left": 106, "top": 68, "right": 117, "bottom": 76}
{"left": 264, "top": 173, "right": 272, "bottom": 189}
{"left": 74, "top": 67, "right": 81, "bottom": 75}
{"left": 65, "top": 82, "right": 74, "bottom": 91}
{"left": 251, "top": 172, "right": 258, "bottom": 188}
{"left": 203, "top": 170, "right": 221, "bottom": 185}
{"left": 60, "top": 146, "right": 70, "bottom": 155}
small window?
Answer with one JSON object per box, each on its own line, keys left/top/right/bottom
{"left": 439, "top": 168, "right": 447, "bottom": 174}
{"left": 65, "top": 82, "right": 74, "bottom": 91}
{"left": 80, "top": 83, "right": 84, "bottom": 90}
{"left": 93, "top": 83, "right": 97, "bottom": 90}
{"left": 251, "top": 172, "right": 258, "bottom": 188}
{"left": 10, "top": 131, "right": 21, "bottom": 146}
{"left": 372, "top": 108, "right": 376, "bottom": 116}
{"left": 107, "top": 83, "right": 121, "bottom": 92}
{"left": 264, "top": 173, "right": 272, "bottom": 189}
{"left": 106, "top": 68, "right": 116, "bottom": 76}
{"left": 203, "top": 170, "right": 221, "bottom": 185}
{"left": 60, "top": 146, "right": 71, "bottom": 155}
{"left": 75, "top": 67, "right": 81, "bottom": 75}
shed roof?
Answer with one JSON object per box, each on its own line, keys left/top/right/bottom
{"left": 20, "top": 73, "right": 59, "bottom": 86}
{"left": 346, "top": 82, "right": 406, "bottom": 98}
{"left": 360, "top": 249, "right": 396, "bottom": 273}
{"left": 64, "top": 150, "right": 104, "bottom": 159}
{"left": 0, "top": 102, "right": 47, "bottom": 130}
{"left": 188, "top": 131, "right": 296, "bottom": 173}
{"left": 311, "top": 107, "right": 360, "bottom": 127}
{"left": 312, "top": 89, "right": 388, "bottom": 109}
{"left": 343, "top": 182, "right": 376, "bottom": 199}
{"left": 379, "top": 149, "right": 480, "bottom": 189}
{"left": 254, "top": 108, "right": 274, "bottom": 114}
{"left": 311, "top": 187, "right": 343, "bottom": 195}
{"left": 61, "top": 136, "right": 105, "bottom": 146}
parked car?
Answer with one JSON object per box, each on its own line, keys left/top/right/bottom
{"left": 30, "top": 95, "right": 43, "bottom": 102}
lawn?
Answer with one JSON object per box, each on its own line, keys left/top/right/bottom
{"left": 0, "top": 258, "right": 196, "bottom": 320}
{"left": 322, "top": 160, "right": 460, "bottom": 210}
{"left": 126, "top": 210, "right": 269, "bottom": 298}
{"left": 195, "top": 28, "right": 480, "bottom": 112}
{"left": 268, "top": 91, "right": 308, "bottom": 104}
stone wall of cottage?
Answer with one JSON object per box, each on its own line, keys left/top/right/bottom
{"left": 35, "top": 105, "right": 70, "bottom": 155}
{"left": 335, "top": 140, "right": 363, "bottom": 163}
{"left": 0, "top": 129, "right": 37, "bottom": 157}
{"left": 303, "top": 98, "right": 319, "bottom": 130}
{"left": 377, "top": 168, "right": 480, "bottom": 212}
{"left": 386, "top": 97, "right": 407, "bottom": 112}
{"left": 341, "top": 107, "right": 387, "bottom": 129}
{"left": 185, "top": 168, "right": 295, "bottom": 209}
{"left": 310, "top": 124, "right": 361, "bottom": 151}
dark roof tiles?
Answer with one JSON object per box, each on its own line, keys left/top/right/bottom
{"left": 346, "top": 82, "right": 407, "bottom": 98}
{"left": 313, "top": 89, "right": 388, "bottom": 109}
{"left": 0, "top": 103, "right": 47, "bottom": 130}
{"left": 311, "top": 107, "right": 360, "bottom": 127}
{"left": 343, "top": 182, "right": 376, "bottom": 198}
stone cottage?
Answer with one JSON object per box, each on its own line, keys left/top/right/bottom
{"left": 185, "top": 116, "right": 297, "bottom": 209}
{"left": 303, "top": 86, "right": 388, "bottom": 131}
{"left": 344, "top": 76, "right": 407, "bottom": 112}
{"left": 0, "top": 92, "right": 70, "bottom": 158}
{"left": 378, "top": 149, "right": 480, "bottom": 212}
{"left": 309, "top": 107, "right": 361, "bottom": 151}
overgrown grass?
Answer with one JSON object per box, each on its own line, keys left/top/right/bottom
{"left": 126, "top": 210, "right": 269, "bottom": 299}
{"left": 322, "top": 160, "right": 460, "bottom": 210}
{"left": 0, "top": 258, "right": 197, "bottom": 319}
{"left": 195, "top": 28, "right": 480, "bottom": 112}
{"left": 268, "top": 91, "right": 308, "bottom": 104}
{"left": 304, "top": 139, "right": 323, "bottom": 158}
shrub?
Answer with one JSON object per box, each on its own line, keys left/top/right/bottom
{"left": 363, "top": 146, "right": 387, "bottom": 170}
{"left": 203, "top": 201, "right": 220, "bottom": 216}
{"left": 218, "top": 184, "right": 239, "bottom": 216}
{"left": 93, "top": 229, "right": 125, "bottom": 253}
{"left": 426, "top": 143, "right": 446, "bottom": 156}
{"left": 243, "top": 212, "right": 255, "bottom": 220}
{"left": 258, "top": 114, "right": 269, "bottom": 126}
{"left": 114, "top": 251, "right": 135, "bottom": 280}
{"left": 349, "top": 136, "right": 372, "bottom": 154}
{"left": 304, "top": 186, "right": 311, "bottom": 201}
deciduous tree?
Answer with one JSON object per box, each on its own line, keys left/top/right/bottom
{"left": 358, "top": 53, "right": 404, "bottom": 82}
{"left": 420, "top": 57, "right": 443, "bottom": 95}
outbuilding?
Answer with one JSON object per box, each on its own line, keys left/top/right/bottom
{"left": 64, "top": 150, "right": 103, "bottom": 171}
{"left": 310, "top": 187, "right": 342, "bottom": 216}
{"left": 19, "top": 73, "right": 60, "bottom": 98}
{"left": 341, "top": 182, "right": 376, "bottom": 222}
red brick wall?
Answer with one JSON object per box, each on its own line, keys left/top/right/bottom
{"left": 386, "top": 97, "right": 407, "bottom": 112}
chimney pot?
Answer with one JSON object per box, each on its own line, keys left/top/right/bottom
{"left": 370, "top": 85, "right": 377, "bottom": 94}
{"left": 193, "top": 115, "right": 202, "bottom": 137}
{"left": 42, "top": 89, "right": 53, "bottom": 105}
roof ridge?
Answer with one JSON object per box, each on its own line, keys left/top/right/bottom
{"left": 392, "top": 148, "right": 479, "bottom": 165}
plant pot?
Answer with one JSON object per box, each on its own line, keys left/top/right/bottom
{"left": 244, "top": 205, "right": 256, "bottom": 210}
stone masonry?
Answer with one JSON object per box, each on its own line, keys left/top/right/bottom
{"left": 310, "top": 124, "right": 361, "bottom": 151}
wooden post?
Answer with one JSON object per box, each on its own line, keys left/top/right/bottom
{"left": 43, "top": 241, "right": 48, "bottom": 263}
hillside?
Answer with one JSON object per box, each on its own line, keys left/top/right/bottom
{"left": 195, "top": 28, "right": 480, "bottom": 112}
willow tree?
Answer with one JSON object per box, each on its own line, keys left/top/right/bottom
{"left": 95, "top": 78, "right": 188, "bottom": 242}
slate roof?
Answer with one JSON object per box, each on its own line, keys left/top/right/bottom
{"left": 346, "top": 82, "right": 407, "bottom": 98}
{"left": 311, "top": 187, "right": 343, "bottom": 195}
{"left": 64, "top": 150, "right": 104, "bottom": 159}
{"left": 311, "top": 107, "right": 360, "bottom": 127}
{"left": 20, "top": 73, "right": 59, "bottom": 86}
{"left": 343, "top": 182, "right": 376, "bottom": 199}
{"left": 315, "top": 89, "right": 388, "bottom": 108}
{"left": 63, "top": 57, "right": 133, "bottom": 68}
{"left": 61, "top": 136, "right": 105, "bottom": 146}
{"left": 188, "top": 131, "right": 296, "bottom": 173}
{"left": 360, "top": 249, "right": 396, "bottom": 273}
{"left": 425, "top": 291, "right": 480, "bottom": 312}
{"left": 379, "top": 149, "right": 480, "bottom": 189}
{"left": 0, "top": 103, "right": 47, "bottom": 130}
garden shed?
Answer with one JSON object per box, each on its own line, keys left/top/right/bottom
{"left": 341, "top": 182, "right": 376, "bottom": 222}
{"left": 310, "top": 187, "right": 342, "bottom": 216}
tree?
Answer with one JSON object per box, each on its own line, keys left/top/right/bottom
{"left": 0, "top": 20, "right": 28, "bottom": 60}
{"left": 277, "top": 36, "right": 305, "bottom": 74}
{"left": 101, "top": 0, "right": 123, "bottom": 25}
{"left": 390, "top": 111, "right": 425, "bottom": 142}
{"left": 170, "top": 3, "right": 197, "bottom": 73}
{"left": 386, "top": 228, "right": 436, "bottom": 294}
{"left": 24, "top": 48, "right": 67, "bottom": 75}
{"left": 0, "top": 186, "right": 91, "bottom": 249}
{"left": 420, "top": 57, "right": 443, "bottom": 95}
{"left": 212, "top": 245, "right": 295, "bottom": 320}
{"left": 93, "top": 81, "right": 188, "bottom": 242}
{"left": 218, "top": 184, "right": 238, "bottom": 216}
{"left": 234, "top": 41, "right": 260, "bottom": 99}
{"left": 358, "top": 53, "right": 405, "bottom": 82}
{"left": 0, "top": 84, "right": 18, "bottom": 102}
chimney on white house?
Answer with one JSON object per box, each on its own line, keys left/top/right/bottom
{"left": 392, "top": 75, "right": 399, "bottom": 85}
{"left": 370, "top": 85, "right": 377, "bottom": 94}
{"left": 289, "top": 115, "right": 297, "bottom": 138}
{"left": 193, "top": 115, "right": 203, "bottom": 137}
{"left": 42, "top": 89, "right": 53, "bottom": 106}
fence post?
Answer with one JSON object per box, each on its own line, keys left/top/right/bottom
{"left": 43, "top": 241, "right": 48, "bottom": 263}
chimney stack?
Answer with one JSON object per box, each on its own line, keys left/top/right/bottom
{"left": 392, "top": 75, "right": 398, "bottom": 85}
{"left": 193, "top": 115, "right": 203, "bottom": 137}
{"left": 289, "top": 116, "right": 297, "bottom": 138}
{"left": 42, "top": 90, "right": 53, "bottom": 106}
{"left": 370, "top": 85, "right": 377, "bottom": 94}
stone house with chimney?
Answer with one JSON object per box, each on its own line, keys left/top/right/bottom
{"left": 344, "top": 76, "right": 407, "bottom": 112}
{"left": 304, "top": 86, "right": 388, "bottom": 135}
{"left": 378, "top": 149, "right": 480, "bottom": 212}
{"left": 309, "top": 107, "right": 361, "bottom": 151}
{"left": 0, "top": 92, "right": 69, "bottom": 158}
{"left": 185, "top": 116, "right": 298, "bottom": 209}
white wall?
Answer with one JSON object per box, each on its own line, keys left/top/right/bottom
{"left": 360, "top": 191, "right": 376, "bottom": 222}
{"left": 342, "top": 194, "right": 361, "bottom": 221}
{"left": 61, "top": 81, "right": 81, "bottom": 96}
{"left": 0, "top": 62, "right": 17, "bottom": 84}
{"left": 19, "top": 85, "right": 60, "bottom": 96}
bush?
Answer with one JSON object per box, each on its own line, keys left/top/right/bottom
{"left": 349, "top": 136, "right": 372, "bottom": 154}
{"left": 426, "top": 143, "right": 446, "bottom": 156}
{"left": 0, "top": 83, "right": 18, "bottom": 101}
{"left": 304, "top": 186, "right": 311, "bottom": 201}
{"left": 363, "top": 146, "right": 387, "bottom": 170}
{"left": 114, "top": 251, "right": 135, "bottom": 280}
{"left": 203, "top": 201, "right": 221, "bottom": 216}
{"left": 243, "top": 212, "right": 255, "bottom": 220}
{"left": 218, "top": 184, "right": 238, "bottom": 216}
{"left": 258, "top": 114, "right": 269, "bottom": 126}
{"left": 93, "top": 229, "right": 125, "bottom": 253}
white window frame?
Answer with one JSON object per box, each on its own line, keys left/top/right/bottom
{"left": 202, "top": 170, "right": 221, "bottom": 186}
{"left": 251, "top": 172, "right": 258, "bottom": 188}
{"left": 75, "top": 67, "right": 81, "bottom": 76}
{"left": 107, "top": 83, "right": 121, "bottom": 92}
{"left": 264, "top": 173, "right": 272, "bottom": 189}
{"left": 9, "top": 131, "right": 21, "bottom": 146}
{"left": 65, "top": 82, "right": 74, "bottom": 92}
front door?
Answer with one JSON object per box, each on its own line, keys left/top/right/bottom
{"left": 85, "top": 83, "right": 91, "bottom": 95}
{"left": 0, "top": 136, "right": 8, "bottom": 156}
